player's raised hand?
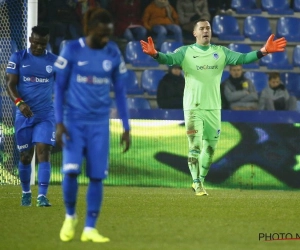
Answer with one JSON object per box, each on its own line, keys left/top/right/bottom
{"left": 140, "top": 37, "right": 158, "bottom": 57}
{"left": 120, "top": 130, "right": 131, "bottom": 153}
{"left": 261, "top": 34, "right": 287, "bottom": 55}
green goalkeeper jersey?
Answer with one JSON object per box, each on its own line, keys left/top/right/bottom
{"left": 156, "top": 43, "right": 259, "bottom": 110}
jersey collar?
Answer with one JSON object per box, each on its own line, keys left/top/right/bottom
{"left": 194, "top": 43, "right": 210, "bottom": 51}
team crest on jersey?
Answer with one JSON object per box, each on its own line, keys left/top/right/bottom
{"left": 46, "top": 65, "right": 52, "bottom": 73}
{"left": 213, "top": 53, "right": 219, "bottom": 60}
{"left": 103, "top": 60, "right": 112, "bottom": 72}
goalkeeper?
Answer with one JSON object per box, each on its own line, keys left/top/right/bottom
{"left": 140, "top": 19, "right": 287, "bottom": 196}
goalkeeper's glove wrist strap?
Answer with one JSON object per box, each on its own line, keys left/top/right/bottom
{"left": 152, "top": 53, "right": 159, "bottom": 59}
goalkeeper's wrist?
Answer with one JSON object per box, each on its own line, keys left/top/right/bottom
{"left": 260, "top": 47, "right": 269, "bottom": 56}
{"left": 152, "top": 52, "right": 159, "bottom": 59}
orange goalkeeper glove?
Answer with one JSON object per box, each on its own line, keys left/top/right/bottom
{"left": 140, "top": 37, "right": 158, "bottom": 57}
{"left": 260, "top": 34, "right": 287, "bottom": 55}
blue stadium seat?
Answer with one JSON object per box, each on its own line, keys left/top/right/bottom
{"left": 231, "top": 0, "right": 262, "bottom": 14}
{"left": 293, "top": 45, "right": 300, "bottom": 67}
{"left": 141, "top": 69, "right": 165, "bottom": 95}
{"left": 243, "top": 16, "right": 272, "bottom": 42}
{"left": 276, "top": 17, "right": 300, "bottom": 42}
{"left": 125, "top": 41, "right": 159, "bottom": 67}
{"left": 244, "top": 71, "right": 268, "bottom": 94}
{"left": 259, "top": 51, "right": 293, "bottom": 70}
{"left": 294, "top": 0, "right": 300, "bottom": 12}
{"left": 261, "top": 0, "right": 294, "bottom": 14}
{"left": 125, "top": 69, "right": 144, "bottom": 95}
{"left": 227, "top": 43, "right": 259, "bottom": 69}
{"left": 127, "top": 97, "right": 151, "bottom": 109}
{"left": 0, "top": 39, "right": 18, "bottom": 63}
{"left": 280, "top": 73, "right": 300, "bottom": 99}
{"left": 160, "top": 41, "right": 183, "bottom": 54}
{"left": 212, "top": 15, "right": 245, "bottom": 41}
{"left": 221, "top": 71, "right": 229, "bottom": 83}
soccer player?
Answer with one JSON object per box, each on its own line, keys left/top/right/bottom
{"left": 54, "top": 7, "right": 131, "bottom": 243}
{"left": 6, "top": 26, "right": 57, "bottom": 207}
{"left": 140, "top": 19, "right": 287, "bottom": 196}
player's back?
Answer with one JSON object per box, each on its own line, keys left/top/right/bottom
{"left": 55, "top": 38, "right": 127, "bottom": 124}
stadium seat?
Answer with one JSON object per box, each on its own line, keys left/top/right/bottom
{"left": 244, "top": 71, "right": 268, "bottom": 94}
{"left": 297, "top": 101, "right": 300, "bottom": 111}
{"left": 276, "top": 17, "right": 300, "bottom": 42}
{"left": 221, "top": 70, "right": 229, "bottom": 83}
{"left": 0, "top": 39, "right": 18, "bottom": 63}
{"left": 124, "top": 69, "right": 144, "bottom": 95}
{"left": 231, "top": 0, "right": 262, "bottom": 14}
{"left": 293, "top": 45, "right": 300, "bottom": 67}
{"left": 243, "top": 16, "right": 272, "bottom": 42}
{"left": 294, "top": 0, "right": 300, "bottom": 12}
{"left": 227, "top": 43, "right": 259, "bottom": 69}
{"left": 125, "top": 41, "right": 159, "bottom": 67}
{"left": 261, "top": 0, "right": 294, "bottom": 14}
{"left": 259, "top": 51, "right": 293, "bottom": 70}
{"left": 280, "top": 73, "right": 300, "bottom": 99}
{"left": 127, "top": 97, "right": 151, "bottom": 109}
{"left": 212, "top": 15, "right": 245, "bottom": 41}
{"left": 160, "top": 41, "right": 183, "bottom": 54}
{"left": 141, "top": 69, "right": 165, "bottom": 95}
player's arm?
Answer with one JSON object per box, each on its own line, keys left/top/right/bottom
{"left": 112, "top": 52, "right": 131, "bottom": 153}
{"left": 224, "top": 34, "right": 287, "bottom": 65}
{"left": 140, "top": 37, "right": 185, "bottom": 65}
{"left": 54, "top": 54, "right": 71, "bottom": 147}
{"left": 113, "top": 77, "right": 131, "bottom": 153}
{"left": 6, "top": 71, "right": 33, "bottom": 118}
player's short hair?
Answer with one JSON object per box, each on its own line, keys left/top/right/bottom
{"left": 193, "top": 19, "right": 210, "bottom": 30}
{"left": 31, "top": 26, "right": 50, "bottom": 37}
{"left": 83, "top": 7, "right": 113, "bottom": 35}
{"left": 268, "top": 72, "right": 280, "bottom": 80}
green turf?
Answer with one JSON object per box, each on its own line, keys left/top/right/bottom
{"left": 0, "top": 185, "right": 299, "bottom": 250}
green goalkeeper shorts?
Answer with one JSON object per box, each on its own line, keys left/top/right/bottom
{"left": 184, "top": 109, "right": 221, "bottom": 141}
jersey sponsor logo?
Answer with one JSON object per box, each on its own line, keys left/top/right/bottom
{"left": 7, "top": 61, "right": 16, "bottom": 69}
{"left": 76, "top": 74, "right": 110, "bottom": 85}
{"left": 54, "top": 56, "right": 67, "bottom": 69}
{"left": 63, "top": 163, "right": 80, "bottom": 171}
{"left": 78, "top": 61, "right": 89, "bottom": 66}
{"left": 23, "top": 76, "right": 50, "bottom": 83}
{"left": 22, "top": 65, "right": 30, "bottom": 68}
{"left": 46, "top": 65, "right": 52, "bottom": 73}
{"left": 196, "top": 65, "right": 218, "bottom": 70}
{"left": 17, "top": 144, "right": 28, "bottom": 150}
{"left": 103, "top": 60, "right": 112, "bottom": 71}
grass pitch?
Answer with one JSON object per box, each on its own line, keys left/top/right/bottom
{"left": 0, "top": 185, "right": 299, "bottom": 250}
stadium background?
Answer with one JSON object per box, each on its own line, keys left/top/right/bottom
{"left": 0, "top": 0, "right": 300, "bottom": 190}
